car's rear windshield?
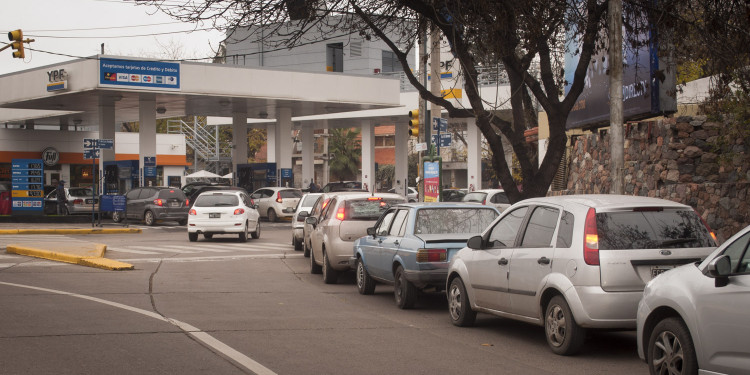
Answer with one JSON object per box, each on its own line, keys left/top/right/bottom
{"left": 461, "top": 192, "right": 487, "bottom": 203}
{"left": 596, "top": 209, "right": 715, "bottom": 250}
{"left": 301, "top": 195, "right": 319, "bottom": 206}
{"left": 280, "top": 190, "right": 302, "bottom": 199}
{"left": 157, "top": 189, "right": 186, "bottom": 199}
{"left": 415, "top": 208, "right": 499, "bottom": 234}
{"left": 68, "top": 188, "right": 93, "bottom": 197}
{"left": 344, "top": 198, "right": 405, "bottom": 220}
{"left": 194, "top": 194, "right": 239, "bottom": 207}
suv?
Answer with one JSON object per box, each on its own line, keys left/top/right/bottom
{"left": 250, "top": 187, "right": 302, "bottom": 222}
{"left": 447, "top": 195, "right": 717, "bottom": 355}
{"left": 112, "top": 187, "right": 189, "bottom": 226}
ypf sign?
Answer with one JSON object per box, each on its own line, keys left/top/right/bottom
{"left": 41, "top": 147, "right": 59, "bottom": 167}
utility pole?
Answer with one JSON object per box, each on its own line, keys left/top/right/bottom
{"left": 609, "top": 0, "right": 624, "bottom": 194}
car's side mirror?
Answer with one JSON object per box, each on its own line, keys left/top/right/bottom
{"left": 299, "top": 211, "right": 309, "bottom": 218}
{"left": 707, "top": 254, "right": 732, "bottom": 287}
{"left": 367, "top": 227, "right": 376, "bottom": 237}
{"left": 467, "top": 235, "right": 484, "bottom": 250}
{"left": 305, "top": 217, "right": 317, "bottom": 225}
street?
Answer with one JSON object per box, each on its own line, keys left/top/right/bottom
{"left": 0, "top": 221, "right": 647, "bottom": 374}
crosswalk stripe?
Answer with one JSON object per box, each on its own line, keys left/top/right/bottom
{"left": 126, "top": 245, "right": 201, "bottom": 254}
{"left": 106, "top": 247, "right": 161, "bottom": 255}
{"left": 159, "top": 245, "right": 232, "bottom": 253}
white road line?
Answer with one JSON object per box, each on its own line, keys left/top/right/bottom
{"left": 0, "top": 281, "right": 277, "bottom": 375}
{"left": 106, "top": 247, "right": 161, "bottom": 255}
{"left": 119, "top": 253, "right": 304, "bottom": 263}
{"left": 126, "top": 245, "right": 200, "bottom": 254}
{"left": 158, "top": 245, "right": 232, "bottom": 253}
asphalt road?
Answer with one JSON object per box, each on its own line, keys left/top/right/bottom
{"left": 0, "top": 220, "right": 648, "bottom": 374}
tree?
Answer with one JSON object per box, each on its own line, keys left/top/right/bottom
{"left": 328, "top": 128, "right": 361, "bottom": 181}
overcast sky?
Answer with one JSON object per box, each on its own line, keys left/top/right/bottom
{"left": 1, "top": 0, "right": 225, "bottom": 76}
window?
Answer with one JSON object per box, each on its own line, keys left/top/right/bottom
{"left": 195, "top": 194, "right": 239, "bottom": 207}
{"left": 381, "top": 50, "right": 402, "bottom": 73}
{"left": 126, "top": 189, "right": 140, "bottom": 200}
{"left": 596, "top": 209, "right": 715, "bottom": 250}
{"left": 722, "top": 231, "right": 750, "bottom": 274}
{"left": 488, "top": 207, "right": 529, "bottom": 248}
{"left": 521, "top": 206, "right": 560, "bottom": 247}
{"left": 326, "top": 43, "right": 343, "bottom": 72}
{"left": 138, "top": 188, "right": 155, "bottom": 199}
{"left": 321, "top": 198, "right": 337, "bottom": 220}
{"left": 556, "top": 211, "right": 575, "bottom": 248}
{"left": 376, "top": 210, "right": 397, "bottom": 236}
{"left": 491, "top": 192, "right": 509, "bottom": 204}
{"left": 280, "top": 189, "right": 302, "bottom": 199}
{"left": 415, "top": 208, "right": 498, "bottom": 234}
{"left": 389, "top": 210, "right": 409, "bottom": 236}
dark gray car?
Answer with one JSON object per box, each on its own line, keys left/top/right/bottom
{"left": 112, "top": 187, "right": 189, "bottom": 225}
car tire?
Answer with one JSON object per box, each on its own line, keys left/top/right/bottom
{"left": 251, "top": 221, "right": 260, "bottom": 239}
{"left": 448, "top": 277, "right": 476, "bottom": 326}
{"left": 310, "top": 246, "right": 322, "bottom": 274}
{"left": 203, "top": 233, "right": 213, "bottom": 239}
{"left": 267, "top": 208, "right": 277, "bottom": 222}
{"left": 303, "top": 239, "right": 310, "bottom": 258}
{"left": 356, "top": 257, "right": 376, "bottom": 295}
{"left": 647, "top": 317, "right": 697, "bottom": 375}
{"left": 188, "top": 232, "right": 198, "bottom": 242}
{"left": 394, "top": 265, "right": 417, "bottom": 309}
{"left": 239, "top": 222, "right": 248, "bottom": 242}
{"left": 293, "top": 237, "right": 302, "bottom": 251}
{"left": 112, "top": 211, "right": 123, "bottom": 223}
{"left": 178, "top": 219, "right": 187, "bottom": 226}
{"left": 322, "top": 250, "right": 338, "bottom": 284}
{"left": 545, "top": 295, "right": 586, "bottom": 356}
{"left": 144, "top": 210, "right": 156, "bottom": 226}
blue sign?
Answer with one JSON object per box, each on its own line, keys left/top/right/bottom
{"left": 100, "top": 195, "right": 126, "bottom": 212}
{"left": 281, "top": 168, "right": 293, "bottom": 179}
{"left": 144, "top": 166, "right": 157, "bottom": 178}
{"left": 432, "top": 117, "right": 447, "bottom": 133}
{"left": 432, "top": 133, "right": 452, "bottom": 147}
{"left": 98, "top": 139, "right": 114, "bottom": 149}
{"left": 83, "top": 149, "right": 100, "bottom": 160}
{"left": 83, "top": 138, "right": 98, "bottom": 149}
{"left": 11, "top": 159, "right": 44, "bottom": 214}
{"left": 143, "top": 156, "right": 156, "bottom": 167}
{"left": 99, "top": 58, "right": 181, "bottom": 90}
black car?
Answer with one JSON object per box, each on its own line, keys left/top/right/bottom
{"left": 112, "top": 186, "right": 189, "bottom": 225}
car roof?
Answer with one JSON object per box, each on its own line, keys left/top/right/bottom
{"left": 323, "top": 192, "right": 405, "bottom": 201}
{"left": 197, "top": 190, "right": 243, "bottom": 196}
{"left": 519, "top": 194, "right": 691, "bottom": 210}
{"left": 392, "top": 202, "right": 500, "bottom": 210}
{"left": 255, "top": 187, "right": 301, "bottom": 191}
{"left": 471, "top": 189, "right": 505, "bottom": 193}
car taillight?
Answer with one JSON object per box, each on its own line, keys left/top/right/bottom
{"left": 185, "top": 199, "right": 189, "bottom": 206}
{"left": 482, "top": 199, "right": 486, "bottom": 205}
{"left": 416, "top": 249, "right": 447, "bottom": 263}
{"left": 336, "top": 207, "right": 345, "bottom": 220}
{"left": 234, "top": 208, "right": 245, "bottom": 215}
{"left": 189, "top": 209, "right": 196, "bottom": 215}
{"left": 154, "top": 198, "right": 163, "bottom": 206}
{"left": 367, "top": 197, "right": 381, "bottom": 201}
{"left": 72, "top": 199, "right": 83, "bottom": 205}
{"left": 276, "top": 192, "right": 283, "bottom": 203}
{"left": 693, "top": 208, "right": 717, "bottom": 243}
{"left": 583, "top": 207, "right": 600, "bottom": 265}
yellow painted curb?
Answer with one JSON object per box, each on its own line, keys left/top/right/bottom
{"left": 0, "top": 230, "right": 19, "bottom": 234}
{"left": 6, "top": 244, "right": 133, "bottom": 271}
{"left": 79, "top": 258, "right": 134, "bottom": 271}
{"left": 3, "top": 228, "right": 142, "bottom": 235}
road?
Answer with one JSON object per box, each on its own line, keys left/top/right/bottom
{"left": 0, "top": 221, "right": 648, "bottom": 375}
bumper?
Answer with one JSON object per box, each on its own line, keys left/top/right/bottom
{"left": 153, "top": 208, "right": 189, "bottom": 221}
{"left": 403, "top": 268, "right": 448, "bottom": 289}
{"left": 565, "top": 286, "right": 642, "bottom": 329}
{"left": 188, "top": 219, "right": 245, "bottom": 234}
{"left": 326, "top": 239, "right": 356, "bottom": 271}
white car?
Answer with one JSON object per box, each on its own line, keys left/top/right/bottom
{"left": 637, "top": 224, "right": 750, "bottom": 375}
{"left": 292, "top": 193, "right": 322, "bottom": 251}
{"left": 461, "top": 188, "right": 510, "bottom": 212}
{"left": 250, "top": 187, "right": 302, "bottom": 222}
{"left": 187, "top": 190, "right": 260, "bottom": 242}
{"left": 388, "top": 186, "right": 418, "bottom": 202}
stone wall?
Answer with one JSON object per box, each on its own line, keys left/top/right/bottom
{"left": 555, "top": 115, "right": 750, "bottom": 242}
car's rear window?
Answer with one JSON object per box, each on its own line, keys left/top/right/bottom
{"left": 596, "top": 209, "right": 715, "bottom": 250}
{"left": 462, "top": 192, "right": 487, "bottom": 203}
{"left": 280, "top": 190, "right": 302, "bottom": 199}
{"left": 415, "top": 208, "right": 498, "bottom": 234}
{"left": 344, "top": 198, "right": 405, "bottom": 220}
{"left": 194, "top": 194, "right": 239, "bottom": 207}
{"left": 68, "top": 188, "right": 93, "bottom": 197}
{"left": 301, "top": 194, "right": 319, "bottom": 206}
{"left": 158, "top": 189, "right": 186, "bottom": 199}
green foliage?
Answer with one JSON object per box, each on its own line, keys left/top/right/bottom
{"left": 328, "top": 128, "right": 362, "bottom": 181}
{"left": 701, "top": 89, "right": 750, "bottom": 159}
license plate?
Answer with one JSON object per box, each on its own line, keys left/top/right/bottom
{"left": 170, "top": 202, "right": 180, "bottom": 207}
{"left": 85, "top": 199, "right": 93, "bottom": 204}
{"left": 209, "top": 213, "right": 221, "bottom": 218}
{"left": 651, "top": 266, "right": 674, "bottom": 278}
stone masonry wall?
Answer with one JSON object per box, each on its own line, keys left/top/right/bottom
{"left": 555, "top": 115, "right": 750, "bottom": 243}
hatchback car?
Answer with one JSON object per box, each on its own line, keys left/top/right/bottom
{"left": 447, "top": 195, "right": 717, "bottom": 355}
{"left": 387, "top": 186, "right": 418, "bottom": 202}
{"left": 187, "top": 190, "right": 260, "bottom": 242}
{"left": 353, "top": 202, "right": 499, "bottom": 309}
{"left": 112, "top": 186, "right": 189, "bottom": 225}
{"left": 461, "top": 188, "right": 510, "bottom": 212}
{"left": 637, "top": 224, "right": 750, "bottom": 375}
{"left": 306, "top": 192, "right": 407, "bottom": 284}
{"left": 44, "top": 187, "right": 99, "bottom": 215}
{"left": 292, "top": 193, "right": 322, "bottom": 251}
{"left": 250, "top": 187, "right": 302, "bottom": 222}
{"left": 441, "top": 188, "right": 467, "bottom": 202}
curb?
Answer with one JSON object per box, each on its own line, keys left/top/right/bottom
{"left": 0, "top": 228, "right": 142, "bottom": 235}
{"left": 6, "top": 244, "right": 134, "bottom": 271}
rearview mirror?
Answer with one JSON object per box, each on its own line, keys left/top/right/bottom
{"left": 707, "top": 254, "right": 732, "bottom": 287}
{"left": 367, "top": 227, "right": 376, "bottom": 237}
{"left": 467, "top": 235, "right": 483, "bottom": 250}
{"left": 298, "top": 211, "right": 309, "bottom": 218}
{"left": 305, "top": 217, "right": 317, "bottom": 225}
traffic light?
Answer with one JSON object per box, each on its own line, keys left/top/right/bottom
{"left": 408, "top": 109, "right": 419, "bottom": 137}
{"left": 8, "top": 29, "right": 24, "bottom": 59}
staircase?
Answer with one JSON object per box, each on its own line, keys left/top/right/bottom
{"left": 167, "top": 117, "right": 232, "bottom": 173}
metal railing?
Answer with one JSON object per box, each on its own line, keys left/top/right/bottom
{"left": 167, "top": 117, "right": 232, "bottom": 172}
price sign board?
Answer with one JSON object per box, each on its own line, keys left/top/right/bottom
{"left": 11, "top": 159, "right": 44, "bottom": 214}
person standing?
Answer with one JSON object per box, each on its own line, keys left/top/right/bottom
{"left": 56, "top": 180, "right": 68, "bottom": 215}
{"left": 309, "top": 179, "right": 319, "bottom": 193}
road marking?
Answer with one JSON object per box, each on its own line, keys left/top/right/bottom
{"left": 0, "top": 281, "right": 278, "bottom": 375}
{"left": 126, "top": 245, "right": 201, "bottom": 254}
{"left": 159, "top": 244, "right": 232, "bottom": 253}
{"left": 106, "top": 247, "right": 161, "bottom": 255}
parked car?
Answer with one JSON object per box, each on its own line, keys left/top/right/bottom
{"left": 301, "top": 193, "right": 337, "bottom": 258}
{"left": 446, "top": 194, "right": 717, "bottom": 355}
{"left": 250, "top": 187, "right": 302, "bottom": 222}
{"left": 112, "top": 186, "right": 189, "bottom": 225}
{"left": 637, "top": 224, "right": 750, "bottom": 375}
{"left": 353, "top": 202, "right": 499, "bottom": 309}
{"left": 306, "top": 192, "right": 407, "bottom": 284}
{"left": 187, "top": 190, "right": 260, "bottom": 242}
{"left": 44, "top": 187, "right": 99, "bottom": 215}
{"left": 292, "top": 193, "right": 322, "bottom": 251}
{"left": 387, "top": 186, "right": 418, "bottom": 202}
{"left": 181, "top": 181, "right": 228, "bottom": 198}
{"left": 441, "top": 188, "right": 467, "bottom": 202}
{"left": 321, "top": 181, "right": 364, "bottom": 193}
{"left": 461, "top": 188, "right": 510, "bottom": 212}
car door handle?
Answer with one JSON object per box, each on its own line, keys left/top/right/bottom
{"left": 377, "top": 238, "right": 383, "bottom": 244}
{"left": 537, "top": 257, "right": 551, "bottom": 265}
{"left": 393, "top": 240, "right": 399, "bottom": 246}
{"left": 498, "top": 258, "right": 508, "bottom": 266}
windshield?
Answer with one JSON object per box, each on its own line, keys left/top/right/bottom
{"left": 461, "top": 192, "right": 487, "bottom": 203}
{"left": 596, "top": 209, "right": 715, "bottom": 249}
{"left": 301, "top": 194, "right": 319, "bottom": 206}
{"left": 68, "top": 188, "right": 93, "bottom": 197}
{"left": 194, "top": 194, "right": 239, "bottom": 207}
{"left": 280, "top": 190, "right": 302, "bottom": 199}
{"left": 344, "top": 198, "right": 405, "bottom": 220}
{"left": 158, "top": 189, "right": 186, "bottom": 199}
{"left": 415, "top": 208, "right": 498, "bottom": 234}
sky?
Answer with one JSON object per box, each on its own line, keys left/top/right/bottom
{"left": 0, "top": 0, "right": 226, "bottom": 76}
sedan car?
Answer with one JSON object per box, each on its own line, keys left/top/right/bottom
{"left": 292, "top": 193, "right": 322, "bottom": 251}
{"left": 188, "top": 190, "right": 260, "bottom": 242}
{"left": 306, "top": 192, "right": 406, "bottom": 284}
{"left": 447, "top": 195, "right": 717, "bottom": 355}
{"left": 461, "top": 188, "right": 510, "bottom": 212}
{"left": 353, "top": 202, "right": 499, "bottom": 309}
{"left": 637, "top": 224, "right": 750, "bottom": 375}
{"left": 250, "top": 187, "right": 302, "bottom": 222}
{"left": 44, "top": 187, "right": 99, "bottom": 215}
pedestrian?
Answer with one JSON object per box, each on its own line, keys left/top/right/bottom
{"left": 56, "top": 180, "right": 68, "bottom": 215}
{"left": 309, "top": 179, "right": 319, "bottom": 193}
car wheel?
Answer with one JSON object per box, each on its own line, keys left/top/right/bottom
{"left": 144, "top": 210, "right": 156, "bottom": 226}
{"left": 394, "top": 265, "right": 417, "bottom": 309}
{"left": 647, "top": 317, "right": 697, "bottom": 375}
{"left": 310, "top": 246, "right": 322, "bottom": 274}
{"left": 251, "top": 221, "right": 260, "bottom": 239}
{"left": 322, "top": 250, "right": 338, "bottom": 284}
{"left": 293, "top": 237, "right": 302, "bottom": 251}
{"left": 303, "top": 239, "right": 310, "bottom": 258}
{"left": 267, "top": 208, "right": 277, "bottom": 222}
{"left": 112, "top": 211, "right": 123, "bottom": 223}
{"left": 545, "top": 295, "right": 586, "bottom": 355}
{"left": 239, "top": 222, "right": 248, "bottom": 242}
{"left": 356, "top": 257, "right": 376, "bottom": 295}
{"left": 204, "top": 233, "right": 213, "bottom": 239}
{"left": 178, "top": 219, "right": 187, "bottom": 226}
{"left": 448, "top": 277, "right": 476, "bottom": 327}
{"left": 188, "top": 232, "right": 198, "bottom": 242}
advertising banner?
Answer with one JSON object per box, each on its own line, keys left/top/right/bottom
{"left": 423, "top": 161, "right": 440, "bottom": 202}
{"left": 99, "top": 58, "right": 180, "bottom": 90}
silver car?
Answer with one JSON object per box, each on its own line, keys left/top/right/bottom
{"left": 461, "top": 188, "right": 510, "bottom": 212}
{"left": 447, "top": 195, "right": 717, "bottom": 355}
{"left": 306, "top": 192, "right": 406, "bottom": 284}
{"left": 250, "top": 187, "right": 302, "bottom": 222}
{"left": 637, "top": 224, "right": 750, "bottom": 375}
{"left": 292, "top": 193, "right": 322, "bottom": 251}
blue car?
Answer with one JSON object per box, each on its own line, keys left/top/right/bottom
{"left": 352, "top": 202, "right": 499, "bottom": 309}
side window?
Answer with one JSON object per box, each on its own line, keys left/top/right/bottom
{"left": 722, "top": 231, "right": 750, "bottom": 274}
{"left": 491, "top": 192, "right": 509, "bottom": 204}
{"left": 126, "top": 189, "right": 140, "bottom": 200}
{"left": 488, "top": 206, "right": 529, "bottom": 248}
{"left": 321, "top": 198, "right": 337, "bottom": 221}
{"left": 521, "top": 206, "right": 560, "bottom": 247}
{"left": 556, "top": 211, "right": 575, "bottom": 248}
{"left": 139, "top": 188, "right": 155, "bottom": 199}
{"left": 376, "top": 209, "right": 397, "bottom": 236}
{"left": 389, "top": 210, "right": 409, "bottom": 236}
